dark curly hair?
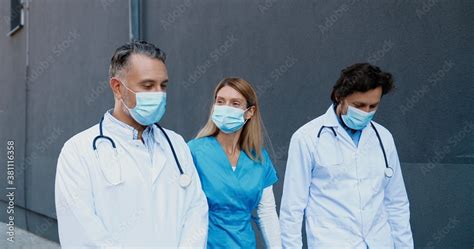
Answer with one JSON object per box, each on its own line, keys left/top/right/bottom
{"left": 331, "top": 63, "right": 394, "bottom": 103}
{"left": 109, "top": 40, "right": 166, "bottom": 78}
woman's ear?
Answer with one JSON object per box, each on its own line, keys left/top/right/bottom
{"left": 245, "top": 106, "right": 256, "bottom": 120}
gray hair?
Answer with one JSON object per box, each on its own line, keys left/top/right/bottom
{"left": 109, "top": 41, "right": 167, "bottom": 78}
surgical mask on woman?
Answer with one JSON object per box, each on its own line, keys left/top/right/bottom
{"left": 120, "top": 81, "right": 167, "bottom": 126}
{"left": 212, "top": 105, "right": 249, "bottom": 133}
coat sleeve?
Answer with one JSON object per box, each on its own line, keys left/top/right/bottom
{"left": 256, "top": 186, "right": 282, "bottom": 249}
{"left": 384, "top": 136, "right": 414, "bottom": 248}
{"left": 55, "top": 140, "right": 121, "bottom": 249}
{"left": 178, "top": 139, "right": 209, "bottom": 249}
{"left": 279, "top": 132, "right": 313, "bottom": 249}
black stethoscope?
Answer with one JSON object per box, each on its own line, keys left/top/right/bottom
{"left": 317, "top": 122, "right": 394, "bottom": 178}
{"left": 92, "top": 116, "right": 191, "bottom": 188}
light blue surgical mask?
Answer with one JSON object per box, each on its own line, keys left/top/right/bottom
{"left": 341, "top": 105, "right": 376, "bottom": 130}
{"left": 212, "top": 105, "right": 249, "bottom": 134}
{"left": 121, "top": 81, "right": 166, "bottom": 126}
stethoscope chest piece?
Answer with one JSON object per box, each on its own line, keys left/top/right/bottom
{"left": 384, "top": 167, "right": 394, "bottom": 178}
{"left": 179, "top": 174, "right": 191, "bottom": 188}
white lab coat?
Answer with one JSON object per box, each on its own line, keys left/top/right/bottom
{"left": 55, "top": 111, "right": 208, "bottom": 249}
{"left": 280, "top": 105, "right": 413, "bottom": 249}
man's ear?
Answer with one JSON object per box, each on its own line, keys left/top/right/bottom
{"left": 337, "top": 98, "right": 347, "bottom": 114}
{"left": 110, "top": 77, "right": 122, "bottom": 99}
{"left": 336, "top": 96, "right": 346, "bottom": 107}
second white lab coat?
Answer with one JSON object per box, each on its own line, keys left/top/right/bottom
{"left": 280, "top": 105, "right": 413, "bottom": 249}
{"left": 55, "top": 111, "right": 208, "bottom": 249}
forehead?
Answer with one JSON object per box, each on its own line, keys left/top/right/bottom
{"left": 216, "top": 86, "right": 246, "bottom": 101}
{"left": 345, "top": 87, "right": 382, "bottom": 104}
{"left": 123, "top": 54, "right": 168, "bottom": 80}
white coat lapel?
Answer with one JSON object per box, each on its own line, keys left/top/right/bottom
{"left": 151, "top": 146, "right": 167, "bottom": 185}
{"left": 151, "top": 126, "right": 169, "bottom": 185}
{"left": 358, "top": 125, "right": 375, "bottom": 149}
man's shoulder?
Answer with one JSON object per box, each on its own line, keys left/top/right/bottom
{"left": 157, "top": 126, "right": 187, "bottom": 146}
{"left": 292, "top": 114, "right": 326, "bottom": 140}
{"left": 61, "top": 124, "right": 100, "bottom": 152}
{"left": 371, "top": 121, "right": 393, "bottom": 139}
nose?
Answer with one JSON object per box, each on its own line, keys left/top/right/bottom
{"left": 152, "top": 85, "right": 165, "bottom": 92}
{"left": 360, "top": 106, "right": 371, "bottom": 113}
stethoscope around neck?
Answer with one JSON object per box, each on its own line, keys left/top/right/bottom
{"left": 317, "top": 122, "right": 394, "bottom": 178}
{"left": 92, "top": 116, "right": 191, "bottom": 188}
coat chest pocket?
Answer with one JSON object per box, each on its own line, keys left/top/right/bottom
{"left": 316, "top": 132, "right": 344, "bottom": 167}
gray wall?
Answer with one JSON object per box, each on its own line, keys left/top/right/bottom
{"left": 1, "top": 0, "right": 473, "bottom": 248}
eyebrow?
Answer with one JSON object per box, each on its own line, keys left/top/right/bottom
{"left": 137, "top": 79, "right": 168, "bottom": 85}
{"left": 216, "top": 96, "right": 244, "bottom": 102}
{"left": 354, "top": 101, "right": 379, "bottom": 106}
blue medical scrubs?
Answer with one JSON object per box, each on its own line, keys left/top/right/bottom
{"left": 188, "top": 136, "right": 278, "bottom": 249}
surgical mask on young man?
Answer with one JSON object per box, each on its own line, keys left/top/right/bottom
{"left": 212, "top": 105, "right": 249, "bottom": 133}
{"left": 120, "top": 81, "right": 167, "bottom": 126}
{"left": 341, "top": 105, "right": 376, "bottom": 130}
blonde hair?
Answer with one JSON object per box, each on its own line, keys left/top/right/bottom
{"left": 196, "top": 77, "right": 264, "bottom": 162}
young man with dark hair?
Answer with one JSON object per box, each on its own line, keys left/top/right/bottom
{"left": 280, "top": 63, "right": 413, "bottom": 248}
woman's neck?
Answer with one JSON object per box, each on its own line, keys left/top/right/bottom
{"left": 216, "top": 130, "right": 242, "bottom": 155}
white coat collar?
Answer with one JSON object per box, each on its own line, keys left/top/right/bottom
{"left": 322, "top": 104, "right": 341, "bottom": 127}
{"left": 103, "top": 110, "right": 162, "bottom": 146}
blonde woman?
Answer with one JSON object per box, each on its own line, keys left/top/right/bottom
{"left": 188, "top": 77, "right": 281, "bottom": 248}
